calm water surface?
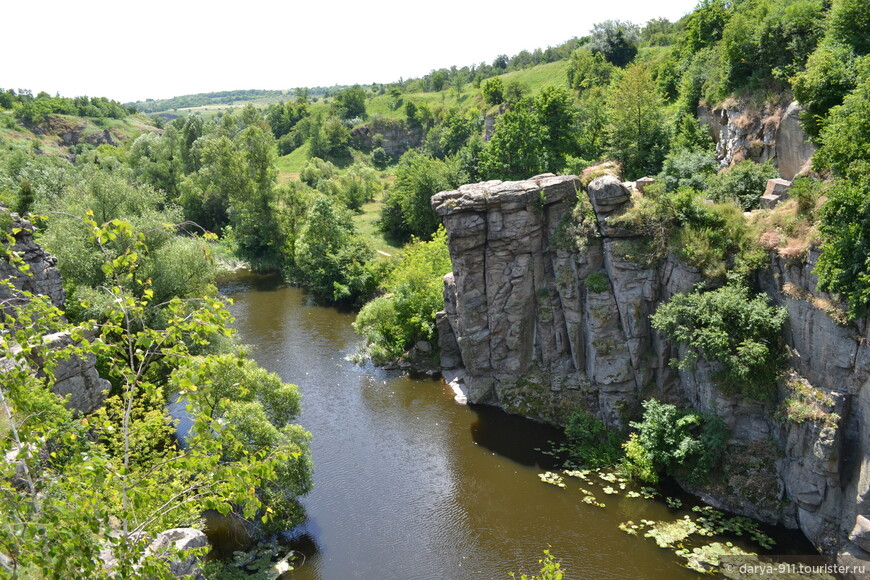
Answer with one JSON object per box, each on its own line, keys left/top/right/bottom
{"left": 220, "top": 273, "right": 704, "bottom": 580}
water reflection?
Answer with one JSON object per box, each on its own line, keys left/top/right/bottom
{"left": 223, "top": 276, "right": 703, "bottom": 580}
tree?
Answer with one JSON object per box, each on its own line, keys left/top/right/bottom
{"left": 479, "top": 98, "right": 548, "bottom": 180}
{"left": 0, "top": 218, "right": 312, "bottom": 577}
{"left": 293, "top": 196, "right": 376, "bottom": 303}
{"left": 606, "top": 64, "right": 670, "bottom": 180}
{"left": 567, "top": 48, "right": 615, "bottom": 93}
{"left": 354, "top": 228, "right": 452, "bottom": 363}
{"left": 651, "top": 283, "right": 788, "bottom": 400}
{"left": 813, "top": 57, "right": 870, "bottom": 179}
{"left": 814, "top": 177, "right": 870, "bottom": 319}
{"left": 332, "top": 85, "right": 367, "bottom": 120}
{"left": 380, "top": 151, "right": 464, "bottom": 241}
{"left": 481, "top": 77, "right": 505, "bottom": 105}
{"left": 588, "top": 20, "right": 640, "bottom": 67}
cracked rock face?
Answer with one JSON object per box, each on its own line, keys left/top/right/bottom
{"left": 433, "top": 175, "right": 870, "bottom": 566}
{"left": 1, "top": 212, "right": 107, "bottom": 413}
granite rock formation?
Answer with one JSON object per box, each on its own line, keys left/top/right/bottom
{"left": 433, "top": 174, "right": 870, "bottom": 571}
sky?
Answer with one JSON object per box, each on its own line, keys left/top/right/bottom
{"left": 5, "top": 0, "right": 699, "bottom": 104}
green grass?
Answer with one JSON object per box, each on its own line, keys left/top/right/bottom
{"left": 366, "top": 59, "right": 572, "bottom": 121}
{"left": 276, "top": 141, "right": 312, "bottom": 180}
{"left": 352, "top": 192, "right": 403, "bottom": 258}
{"left": 499, "top": 60, "right": 570, "bottom": 90}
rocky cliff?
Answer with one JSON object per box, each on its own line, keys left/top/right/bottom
{"left": 432, "top": 174, "right": 870, "bottom": 571}
{"left": 0, "top": 212, "right": 108, "bottom": 413}
{"left": 698, "top": 100, "right": 816, "bottom": 180}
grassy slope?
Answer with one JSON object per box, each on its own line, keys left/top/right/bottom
{"left": 0, "top": 112, "right": 161, "bottom": 155}
{"left": 367, "top": 59, "right": 571, "bottom": 120}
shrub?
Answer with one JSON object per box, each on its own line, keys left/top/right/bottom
{"left": 815, "top": 177, "right": 870, "bottom": 318}
{"left": 657, "top": 148, "right": 719, "bottom": 193}
{"left": 610, "top": 188, "right": 759, "bottom": 279}
{"left": 651, "top": 283, "right": 788, "bottom": 400}
{"left": 706, "top": 160, "right": 779, "bottom": 211}
{"left": 354, "top": 228, "right": 453, "bottom": 363}
{"left": 621, "top": 399, "right": 729, "bottom": 484}
{"left": 585, "top": 271, "right": 609, "bottom": 293}
{"left": 562, "top": 411, "right": 623, "bottom": 469}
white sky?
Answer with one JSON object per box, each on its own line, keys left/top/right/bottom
{"left": 5, "top": 0, "right": 698, "bottom": 104}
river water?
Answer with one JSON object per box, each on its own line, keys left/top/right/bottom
{"left": 220, "top": 274, "right": 757, "bottom": 580}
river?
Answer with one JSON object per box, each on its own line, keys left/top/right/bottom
{"left": 220, "top": 273, "right": 781, "bottom": 580}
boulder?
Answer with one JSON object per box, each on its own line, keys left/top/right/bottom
{"left": 147, "top": 528, "right": 210, "bottom": 578}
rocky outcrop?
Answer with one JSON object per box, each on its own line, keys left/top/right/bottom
{"left": 350, "top": 117, "right": 424, "bottom": 158}
{"left": 0, "top": 214, "right": 65, "bottom": 310}
{"left": 1, "top": 212, "right": 108, "bottom": 413}
{"left": 699, "top": 100, "right": 815, "bottom": 179}
{"left": 433, "top": 175, "right": 870, "bottom": 567}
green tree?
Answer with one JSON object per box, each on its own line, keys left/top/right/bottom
{"left": 0, "top": 218, "right": 312, "bottom": 577}
{"left": 481, "top": 77, "right": 505, "bottom": 105}
{"left": 588, "top": 20, "right": 640, "bottom": 67}
{"left": 354, "top": 228, "right": 452, "bottom": 363}
{"left": 332, "top": 85, "right": 367, "bottom": 120}
{"left": 606, "top": 64, "right": 670, "bottom": 179}
{"left": 479, "top": 98, "right": 548, "bottom": 180}
{"left": 380, "top": 151, "right": 464, "bottom": 241}
{"left": 814, "top": 177, "right": 870, "bottom": 319}
{"left": 813, "top": 57, "right": 870, "bottom": 179}
{"left": 293, "top": 196, "right": 376, "bottom": 303}
{"left": 651, "top": 283, "right": 788, "bottom": 400}
{"left": 567, "top": 48, "right": 615, "bottom": 93}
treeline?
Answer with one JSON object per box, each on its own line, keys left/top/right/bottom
{"left": 129, "top": 89, "right": 285, "bottom": 113}
{"left": 128, "top": 86, "right": 341, "bottom": 113}
{"left": 0, "top": 88, "right": 134, "bottom": 123}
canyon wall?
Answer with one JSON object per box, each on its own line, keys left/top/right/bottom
{"left": 432, "top": 174, "right": 870, "bottom": 570}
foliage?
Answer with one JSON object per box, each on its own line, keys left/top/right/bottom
{"left": 380, "top": 151, "right": 464, "bottom": 241}
{"left": 606, "top": 64, "right": 670, "bottom": 180}
{"left": 813, "top": 57, "right": 870, "bottom": 180}
{"left": 0, "top": 217, "right": 311, "bottom": 577}
{"left": 621, "top": 399, "right": 729, "bottom": 484}
{"left": 587, "top": 20, "right": 640, "bottom": 67}
{"left": 309, "top": 115, "right": 352, "bottom": 161}
{"left": 293, "top": 195, "right": 377, "bottom": 304}
{"left": 353, "top": 228, "right": 452, "bottom": 363}
{"left": 814, "top": 177, "right": 870, "bottom": 318}
{"left": 481, "top": 77, "right": 505, "bottom": 105}
{"left": 611, "top": 188, "right": 759, "bottom": 279}
{"left": 479, "top": 98, "right": 548, "bottom": 180}
{"left": 584, "top": 272, "right": 609, "bottom": 294}
{"left": 480, "top": 87, "right": 578, "bottom": 179}
{"left": 651, "top": 284, "right": 788, "bottom": 400}
{"left": 560, "top": 411, "right": 623, "bottom": 469}
{"left": 656, "top": 148, "right": 718, "bottom": 193}
{"left": 567, "top": 49, "right": 615, "bottom": 93}
{"left": 706, "top": 160, "right": 779, "bottom": 210}
{"left": 508, "top": 549, "right": 565, "bottom": 580}
{"left": 332, "top": 85, "right": 368, "bottom": 121}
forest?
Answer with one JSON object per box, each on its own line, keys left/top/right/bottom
{"left": 2, "top": 0, "right": 870, "bottom": 577}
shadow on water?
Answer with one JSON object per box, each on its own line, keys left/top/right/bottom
{"left": 468, "top": 404, "right": 565, "bottom": 470}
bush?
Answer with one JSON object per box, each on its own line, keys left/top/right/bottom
{"left": 815, "top": 177, "right": 870, "bottom": 318}
{"left": 371, "top": 146, "right": 390, "bottom": 169}
{"left": 651, "top": 283, "right": 788, "bottom": 400}
{"left": 354, "top": 228, "right": 452, "bottom": 363}
{"left": 610, "top": 188, "right": 759, "bottom": 279}
{"left": 657, "top": 148, "right": 718, "bottom": 193}
{"left": 621, "top": 399, "right": 729, "bottom": 484}
{"left": 706, "top": 160, "right": 779, "bottom": 211}
{"left": 562, "top": 412, "right": 623, "bottom": 469}
{"left": 293, "top": 195, "right": 377, "bottom": 304}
